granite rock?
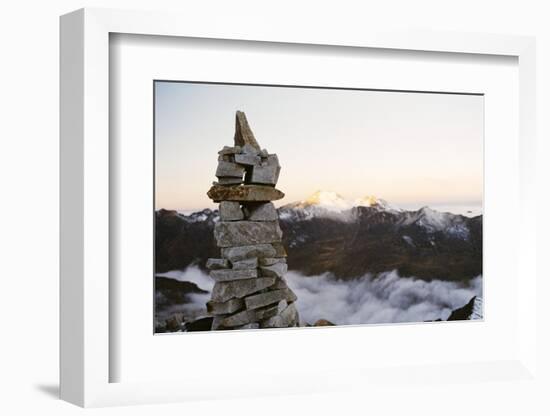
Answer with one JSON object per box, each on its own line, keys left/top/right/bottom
{"left": 231, "top": 257, "right": 258, "bottom": 269}
{"left": 261, "top": 302, "right": 299, "bottom": 328}
{"left": 210, "top": 268, "right": 257, "bottom": 282}
{"left": 207, "top": 298, "right": 244, "bottom": 315}
{"left": 214, "top": 221, "right": 282, "bottom": 247}
{"left": 221, "top": 244, "right": 277, "bottom": 262}
{"left": 219, "top": 201, "right": 244, "bottom": 221}
{"left": 235, "top": 153, "right": 261, "bottom": 166}
{"left": 211, "top": 315, "right": 228, "bottom": 330}
{"left": 241, "top": 143, "right": 260, "bottom": 155}
{"left": 271, "top": 242, "right": 287, "bottom": 257}
{"left": 218, "top": 145, "right": 242, "bottom": 155}
{"left": 254, "top": 303, "right": 282, "bottom": 320}
{"left": 218, "top": 154, "right": 233, "bottom": 162}
{"left": 271, "top": 277, "right": 290, "bottom": 290}
{"left": 220, "top": 309, "right": 254, "bottom": 327}
{"left": 214, "top": 177, "right": 243, "bottom": 186}
{"left": 281, "top": 302, "right": 299, "bottom": 326}
{"left": 283, "top": 288, "right": 298, "bottom": 303}
{"left": 234, "top": 111, "right": 261, "bottom": 151}
{"left": 215, "top": 161, "right": 245, "bottom": 178}
{"left": 243, "top": 202, "right": 278, "bottom": 221}
{"left": 245, "top": 289, "right": 287, "bottom": 310}
{"left": 258, "top": 257, "right": 286, "bottom": 266}
{"left": 207, "top": 184, "right": 284, "bottom": 202}
{"left": 221, "top": 302, "right": 281, "bottom": 327}
{"left": 259, "top": 262, "right": 288, "bottom": 278}
{"left": 250, "top": 155, "right": 281, "bottom": 185}
{"left": 211, "top": 277, "right": 276, "bottom": 303}
{"left": 206, "top": 258, "right": 230, "bottom": 270}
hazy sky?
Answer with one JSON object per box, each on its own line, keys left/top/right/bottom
{"left": 155, "top": 82, "right": 483, "bottom": 212}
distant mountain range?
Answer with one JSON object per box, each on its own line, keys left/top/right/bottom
{"left": 156, "top": 191, "right": 482, "bottom": 282}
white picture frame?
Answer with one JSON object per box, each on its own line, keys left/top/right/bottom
{"left": 60, "top": 7, "right": 537, "bottom": 407}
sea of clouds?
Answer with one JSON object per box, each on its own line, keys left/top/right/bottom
{"left": 285, "top": 271, "right": 481, "bottom": 325}
{"left": 156, "top": 267, "right": 482, "bottom": 325}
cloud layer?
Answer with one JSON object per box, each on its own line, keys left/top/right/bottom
{"left": 156, "top": 267, "right": 482, "bottom": 326}
{"left": 285, "top": 271, "right": 482, "bottom": 325}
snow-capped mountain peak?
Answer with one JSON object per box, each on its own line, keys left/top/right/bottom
{"left": 279, "top": 191, "right": 403, "bottom": 222}
{"left": 354, "top": 195, "right": 379, "bottom": 207}
{"left": 302, "top": 190, "right": 352, "bottom": 213}
{"left": 279, "top": 191, "right": 355, "bottom": 222}
{"left": 298, "top": 191, "right": 397, "bottom": 213}
{"left": 354, "top": 195, "right": 400, "bottom": 212}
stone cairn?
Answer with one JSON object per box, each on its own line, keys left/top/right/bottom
{"left": 205, "top": 111, "right": 299, "bottom": 330}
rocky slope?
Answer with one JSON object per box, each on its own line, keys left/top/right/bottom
{"left": 447, "top": 296, "right": 483, "bottom": 320}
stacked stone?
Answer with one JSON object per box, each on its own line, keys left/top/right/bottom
{"left": 205, "top": 111, "right": 299, "bottom": 330}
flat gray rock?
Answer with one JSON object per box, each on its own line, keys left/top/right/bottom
{"left": 214, "top": 221, "right": 282, "bottom": 248}
{"left": 259, "top": 257, "right": 286, "bottom": 266}
{"left": 215, "top": 161, "right": 245, "bottom": 178}
{"left": 241, "top": 143, "right": 260, "bottom": 155}
{"left": 271, "top": 277, "right": 288, "bottom": 290}
{"left": 211, "top": 277, "right": 276, "bottom": 303}
{"left": 271, "top": 242, "right": 287, "bottom": 257}
{"left": 211, "top": 315, "right": 228, "bottom": 330}
{"left": 221, "top": 244, "right": 277, "bottom": 262}
{"left": 218, "top": 154, "right": 233, "bottom": 162}
{"left": 267, "top": 278, "right": 297, "bottom": 302}
{"left": 257, "top": 299, "right": 287, "bottom": 320}
{"left": 218, "top": 145, "right": 242, "bottom": 155}
{"left": 235, "top": 153, "right": 261, "bottom": 166}
{"left": 281, "top": 302, "right": 299, "bottom": 326}
{"left": 214, "top": 177, "right": 243, "bottom": 186}
{"left": 259, "top": 262, "right": 288, "bottom": 278}
{"left": 261, "top": 302, "right": 299, "bottom": 328}
{"left": 207, "top": 184, "right": 284, "bottom": 202}
{"left": 220, "top": 309, "right": 254, "bottom": 327}
{"left": 260, "top": 315, "right": 282, "bottom": 328}
{"left": 210, "top": 268, "right": 257, "bottom": 282}
{"left": 207, "top": 298, "right": 244, "bottom": 315}
{"left": 245, "top": 289, "right": 287, "bottom": 310}
{"left": 277, "top": 299, "right": 288, "bottom": 313}
{"left": 250, "top": 155, "right": 281, "bottom": 185}
{"left": 283, "top": 288, "right": 298, "bottom": 303}
{"left": 231, "top": 257, "right": 258, "bottom": 269}
{"left": 243, "top": 202, "right": 278, "bottom": 221}
{"left": 219, "top": 201, "right": 244, "bottom": 221}
{"left": 206, "top": 258, "right": 230, "bottom": 270}
{"left": 221, "top": 302, "right": 280, "bottom": 327}
{"left": 254, "top": 303, "right": 281, "bottom": 320}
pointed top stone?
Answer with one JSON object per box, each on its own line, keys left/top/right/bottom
{"left": 234, "top": 111, "right": 261, "bottom": 151}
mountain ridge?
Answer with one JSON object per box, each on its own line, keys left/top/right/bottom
{"left": 156, "top": 192, "right": 482, "bottom": 281}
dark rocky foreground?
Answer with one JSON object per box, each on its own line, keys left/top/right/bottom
{"left": 155, "top": 204, "right": 482, "bottom": 283}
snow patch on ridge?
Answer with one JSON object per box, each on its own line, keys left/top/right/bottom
{"left": 400, "top": 206, "right": 470, "bottom": 239}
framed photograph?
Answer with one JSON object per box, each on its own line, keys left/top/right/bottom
{"left": 153, "top": 82, "right": 484, "bottom": 333}
{"left": 60, "top": 8, "right": 537, "bottom": 407}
